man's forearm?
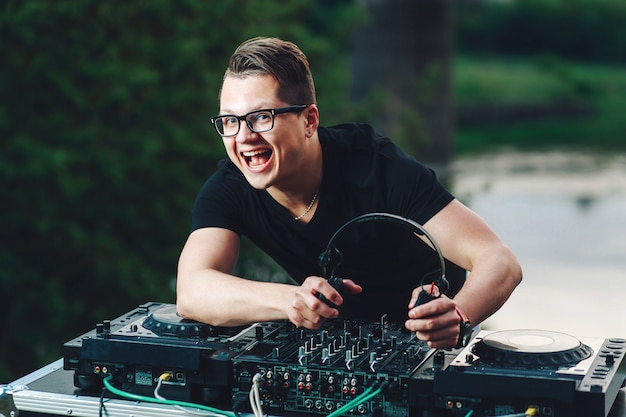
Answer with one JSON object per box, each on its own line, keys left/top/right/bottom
{"left": 452, "top": 247, "right": 522, "bottom": 325}
{"left": 177, "top": 270, "right": 295, "bottom": 327}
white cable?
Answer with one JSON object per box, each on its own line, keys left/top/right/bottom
{"left": 248, "top": 382, "right": 259, "bottom": 417}
{"left": 248, "top": 373, "right": 264, "bottom": 417}
{"left": 254, "top": 374, "right": 263, "bottom": 417}
{"left": 154, "top": 375, "right": 223, "bottom": 417}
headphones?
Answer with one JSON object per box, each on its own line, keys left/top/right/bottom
{"left": 317, "top": 212, "right": 450, "bottom": 296}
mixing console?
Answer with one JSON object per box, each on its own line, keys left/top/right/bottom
{"left": 231, "top": 316, "right": 433, "bottom": 416}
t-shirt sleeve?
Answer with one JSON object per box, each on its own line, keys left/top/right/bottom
{"left": 403, "top": 163, "right": 455, "bottom": 224}
{"left": 377, "top": 138, "right": 455, "bottom": 225}
{"left": 190, "top": 166, "right": 245, "bottom": 235}
{"left": 320, "top": 123, "right": 455, "bottom": 226}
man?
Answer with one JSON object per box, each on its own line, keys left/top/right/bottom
{"left": 177, "top": 37, "right": 522, "bottom": 349}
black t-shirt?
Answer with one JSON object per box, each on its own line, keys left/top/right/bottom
{"left": 191, "top": 123, "right": 464, "bottom": 321}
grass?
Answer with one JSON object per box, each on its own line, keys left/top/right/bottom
{"left": 453, "top": 54, "right": 626, "bottom": 154}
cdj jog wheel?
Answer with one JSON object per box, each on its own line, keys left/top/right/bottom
{"left": 470, "top": 329, "right": 594, "bottom": 368}
{"left": 141, "top": 304, "right": 246, "bottom": 339}
{"left": 142, "top": 304, "right": 214, "bottom": 338}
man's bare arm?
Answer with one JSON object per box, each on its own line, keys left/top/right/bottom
{"left": 176, "top": 227, "right": 353, "bottom": 327}
{"left": 406, "top": 199, "right": 523, "bottom": 348}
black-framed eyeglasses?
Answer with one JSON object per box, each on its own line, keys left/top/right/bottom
{"left": 210, "top": 105, "right": 309, "bottom": 137}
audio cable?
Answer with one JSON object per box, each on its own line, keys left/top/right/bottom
{"left": 153, "top": 373, "right": 222, "bottom": 416}
{"left": 326, "top": 382, "right": 384, "bottom": 417}
{"left": 102, "top": 374, "right": 237, "bottom": 417}
{"left": 248, "top": 373, "right": 264, "bottom": 417}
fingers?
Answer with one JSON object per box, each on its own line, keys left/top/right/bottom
{"left": 408, "top": 284, "right": 441, "bottom": 309}
{"left": 407, "top": 292, "right": 448, "bottom": 320}
{"left": 413, "top": 327, "right": 459, "bottom": 350}
{"left": 405, "top": 296, "right": 461, "bottom": 349}
{"left": 307, "top": 276, "right": 344, "bottom": 307}
{"left": 340, "top": 279, "right": 362, "bottom": 295}
{"left": 289, "top": 277, "right": 342, "bottom": 329}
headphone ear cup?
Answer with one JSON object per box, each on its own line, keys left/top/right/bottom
{"left": 318, "top": 248, "right": 344, "bottom": 278}
{"left": 318, "top": 251, "right": 331, "bottom": 269}
{"left": 327, "top": 276, "right": 344, "bottom": 292}
{"left": 316, "top": 276, "right": 343, "bottom": 310}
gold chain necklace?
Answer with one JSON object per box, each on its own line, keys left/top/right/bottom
{"left": 294, "top": 190, "right": 319, "bottom": 221}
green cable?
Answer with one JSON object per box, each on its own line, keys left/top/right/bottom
{"left": 338, "top": 387, "right": 382, "bottom": 416}
{"left": 356, "top": 388, "right": 383, "bottom": 406}
{"left": 102, "top": 375, "right": 237, "bottom": 417}
{"left": 326, "top": 386, "right": 382, "bottom": 417}
{"left": 325, "top": 387, "right": 372, "bottom": 417}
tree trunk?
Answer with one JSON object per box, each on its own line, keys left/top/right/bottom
{"left": 350, "top": 0, "right": 454, "bottom": 174}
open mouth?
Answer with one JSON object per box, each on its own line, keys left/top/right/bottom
{"left": 242, "top": 149, "right": 272, "bottom": 169}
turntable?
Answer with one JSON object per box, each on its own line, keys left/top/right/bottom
{"left": 62, "top": 302, "right": 269, "bottom": 406}
{"left": 432, "top": 329, "right": 626, "bottom": 417}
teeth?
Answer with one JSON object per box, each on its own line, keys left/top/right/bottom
{"left": 242, "top": 150, "right": 267, "bottom": 157}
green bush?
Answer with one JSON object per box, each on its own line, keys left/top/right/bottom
{"left": 453, "top": 56, "right": 626, "bottom": 152}
{"left": 456, "top": 0, "right": 626, "bottom": 63}
{"left": 0, "top": 0, "right": 363, "bottom": 382}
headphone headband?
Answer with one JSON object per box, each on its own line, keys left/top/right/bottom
{"left": 318, "top": 212, "right": 449, "bottom": 293}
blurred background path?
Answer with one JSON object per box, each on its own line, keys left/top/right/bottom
{"left": 453, "top": 150, "right": 626, "bottom": 338}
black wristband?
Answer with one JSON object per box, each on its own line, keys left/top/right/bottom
{"left": 456, "top": 320, "right": 473, "bottom": 349}
{"left": 454, "top": 305, "right": 473, "bottom": 348}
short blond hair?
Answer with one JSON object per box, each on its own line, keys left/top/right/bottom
{"left": 224, "top": 37, "right": 316, "bottom": 105}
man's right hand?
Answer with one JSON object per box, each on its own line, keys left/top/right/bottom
{"left": 288, "top": 276, "right": 362, "bottom": 329}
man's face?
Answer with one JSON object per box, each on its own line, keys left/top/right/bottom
{"left": 218, "top": 74, "right": 308, "bottom": 191}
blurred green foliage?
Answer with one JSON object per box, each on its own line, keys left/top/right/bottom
{"left": 454, "top": 56, "right": 595, "bottom": 105}
{"left": 454, "top": 57, "right": 626, "bottom": 153}
{"left": 0, "top": 0, "right": 364, "bottom": 382}
{"left": 456, "top": 0, "right": 626, "bottom": 63}
{"left": 454, "top": 0, "right": 626, "bottom": 153}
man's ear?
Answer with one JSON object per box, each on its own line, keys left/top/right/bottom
{"left": 304, "top": 104, "right": 320, "bottom": 134}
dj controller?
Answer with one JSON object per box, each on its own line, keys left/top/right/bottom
{"left": 63, "top": 301, "right": 626, "bottom": 417}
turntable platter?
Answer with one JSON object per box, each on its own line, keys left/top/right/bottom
{"left": 471, "top": 329, "right": 594, "bottom": 367}
{"left": 142, "top": 304, "right": 214, "bottom": 338}
{"left": 141, "top": 304, "right": 247, "bottom": 339}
